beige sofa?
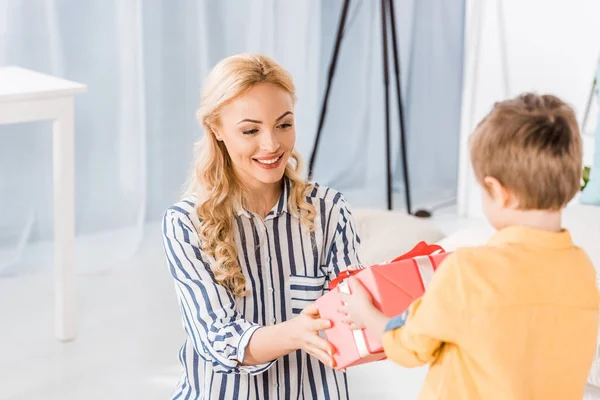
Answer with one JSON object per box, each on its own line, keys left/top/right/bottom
{"left": 349, "top": 204, "right": 600, "bottom": 399}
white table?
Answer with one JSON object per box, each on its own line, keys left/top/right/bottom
{"left": 0, "top": 66, "right": 87, "bottom": 341}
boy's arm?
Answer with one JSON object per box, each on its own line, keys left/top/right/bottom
{"left": 382, "top": 254, "right": 468, "bottom": 367}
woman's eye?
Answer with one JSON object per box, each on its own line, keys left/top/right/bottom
{"left": 243, "top": 129, "right": 259, "bottom": 135}
{"left": 278, "top": 122, "right": 293, "bottom": 129}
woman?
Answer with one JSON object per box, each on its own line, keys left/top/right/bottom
{"left": 162, "top": 53, "right": 361, "bottom": 399}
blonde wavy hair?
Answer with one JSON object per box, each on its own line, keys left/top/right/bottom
{"left": 186, "top": 53, "right": 316, "bottom": 297}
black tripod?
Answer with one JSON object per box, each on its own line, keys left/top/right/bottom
{"left": 307, "top": 0, "right": 430, "bottom": 217}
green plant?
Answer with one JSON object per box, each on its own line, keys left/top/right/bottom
{"left": 582, "top": 165, "right": 591, "bottom": 191}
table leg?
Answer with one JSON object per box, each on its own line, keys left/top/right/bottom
{"left": 53, "top": 98, "right": 75, "bottom": 341}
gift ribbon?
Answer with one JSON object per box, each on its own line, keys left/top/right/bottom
{"left": 390, "top": 241, "right": 444, "bottom": 263}
{"left": 413, "top": 255, "right": 436, "bottom": 289}
{"left": 329, "top": 269, "right": 360, "bottom": 291}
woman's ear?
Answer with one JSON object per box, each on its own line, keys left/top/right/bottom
{"left": 208, "top": 123, "right": 223, "bottom": 141}
{"left": 483, "top": 176, "right": 514, "bottom": 208}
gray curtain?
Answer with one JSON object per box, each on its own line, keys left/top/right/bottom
{"left": 312, "top": 0, "right": 465, "bottom": 211}
{"left": 0, "top": 0, "right": 464, "bottom": 274}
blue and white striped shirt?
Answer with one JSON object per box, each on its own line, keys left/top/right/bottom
{"left": 162, "top": 180, "right": 362, "bottom": 399}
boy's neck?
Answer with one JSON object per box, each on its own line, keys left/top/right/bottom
{"left": 505, "top": 209, "right": 563, "bottom": 232}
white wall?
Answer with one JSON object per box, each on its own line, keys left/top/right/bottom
{"left": 458, "top": 0, "right": 600, "bottom": 218}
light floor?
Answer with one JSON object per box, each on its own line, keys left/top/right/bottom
{"left": 1, "top": 209, "right": 598, "bottom": 399}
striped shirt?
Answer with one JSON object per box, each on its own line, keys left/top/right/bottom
{"left": 161, "top": 179, "right": 362, "bottom": 399}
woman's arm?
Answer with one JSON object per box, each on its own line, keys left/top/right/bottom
{"left": 163, "top": 208, "right": 271, "bottom": 374}
{"left": 163, "top": 208, "right": 335, "bottom": 373}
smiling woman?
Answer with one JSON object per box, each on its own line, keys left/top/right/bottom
{"left": 161, "top": 53, "right": 363, "bottom": 399}
{"left": 215, "top": 84, "right": 296, "bottom": 193}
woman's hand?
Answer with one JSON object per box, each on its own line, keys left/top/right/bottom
{"left": 338, "top": 277, "right": 377, "bottom": 330}
{"left": 287, "top": 303, "right": 336, "bottom": 368}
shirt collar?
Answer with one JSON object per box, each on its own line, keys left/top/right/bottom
{"left": 236, "top": 178, "right": 290, "bottom": 219}
{"left": 488, "top": 225, "right": 574, "bottom": 249}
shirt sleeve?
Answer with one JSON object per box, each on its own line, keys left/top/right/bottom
{"left": 382, "top": 253, "right": 467, "bottom": 367}
{"left": 162, "top": 208, "right": 274, "bottom": 375}
{"left": 325, "top": 195, "right": 364, "bottom": 285}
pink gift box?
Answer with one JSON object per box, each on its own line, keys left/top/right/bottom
{"left": 316, "top": 242, "right": 450, "bottom": 369}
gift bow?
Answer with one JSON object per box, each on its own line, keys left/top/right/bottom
{"left": 328, "top": 241, "right": 444, "bottom": 291}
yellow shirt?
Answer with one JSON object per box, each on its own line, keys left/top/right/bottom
{"left": 383, "top": 226, "right": 599, "bottom": 400}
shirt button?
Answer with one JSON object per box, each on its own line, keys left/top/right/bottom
{"left": 271, "top": 318, "right": 276, "bottom": 324}
{"left": 273, "top": 383, "right": 278, "bottom": 388}
{"left": 268, "top": 287, "right": 274, "bottom": 294}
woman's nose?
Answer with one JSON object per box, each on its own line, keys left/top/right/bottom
{"left": 260, "top": 130, "right": 280, "bottom": 152}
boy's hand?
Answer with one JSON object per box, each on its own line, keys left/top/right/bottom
{"left": 338, "top": 277, "right": 377, "bottom": 330}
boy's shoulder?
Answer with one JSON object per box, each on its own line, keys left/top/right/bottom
{"left": 441, "top": 245, "right": 506, "bottom": 269}
{"left": 451, "top": 244, "right": 509, "bottom": 265}
{"left": 443, "top": 244, "right": 555, "bottom": 279}
{"left": 447, "top": 239, "right": 595, "bottom": 271}
{"left": 437, "top": 245, "right": 523, "bottom": 288}
{"left": 441, "top": 242, "right": 597, "bottom": 305}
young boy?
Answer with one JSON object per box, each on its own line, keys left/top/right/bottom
{"left": 340, "top": 93, "right": 599, "bottom": 399}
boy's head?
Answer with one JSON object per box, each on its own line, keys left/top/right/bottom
{"left": 470, "top": 93, "right": 583, "bottom": 230}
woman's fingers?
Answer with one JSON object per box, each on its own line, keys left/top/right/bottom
{"left": 307, "top": 330, "right": 335, "bottom": 355}
{"left": 306, "top": 345, "right": 335, "bottom": 368}
{"left": 312, "top": 318, "right": 332, "bottom": 331}
{"left": 301, "top": 303, "right": 319, "bottom": 317}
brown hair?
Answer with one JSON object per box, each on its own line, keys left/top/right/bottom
{"left": 185, "top": 53, "right": 316, "bottom": 297}
{"left": 470, "top": 93, "right": 583, "bottom": 210}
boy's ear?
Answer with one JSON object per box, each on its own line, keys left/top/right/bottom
{"left": 483, "top": 176, "right": 517, "bottom": 208}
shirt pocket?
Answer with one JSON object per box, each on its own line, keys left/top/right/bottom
{"left": 288, "top": 274, "right": 327, "bottom": 315}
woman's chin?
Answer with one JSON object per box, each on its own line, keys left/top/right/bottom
{"left": 253, "top": 170, "right": 286, "bottom": 185}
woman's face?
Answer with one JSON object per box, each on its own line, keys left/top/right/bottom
{"left": 215, "top": 82, "right": 296, "bottom": 190}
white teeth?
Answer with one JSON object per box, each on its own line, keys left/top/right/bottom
{"left": 256, "top": 156, "right": 281, "bottom": 165}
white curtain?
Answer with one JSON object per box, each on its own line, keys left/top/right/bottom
{"left": 0, "top": 0, "right": 464, "bottom": 274}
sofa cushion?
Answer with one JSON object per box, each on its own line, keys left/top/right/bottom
{"left": 352, "top": 209, "right": 446, "bottom": 266}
